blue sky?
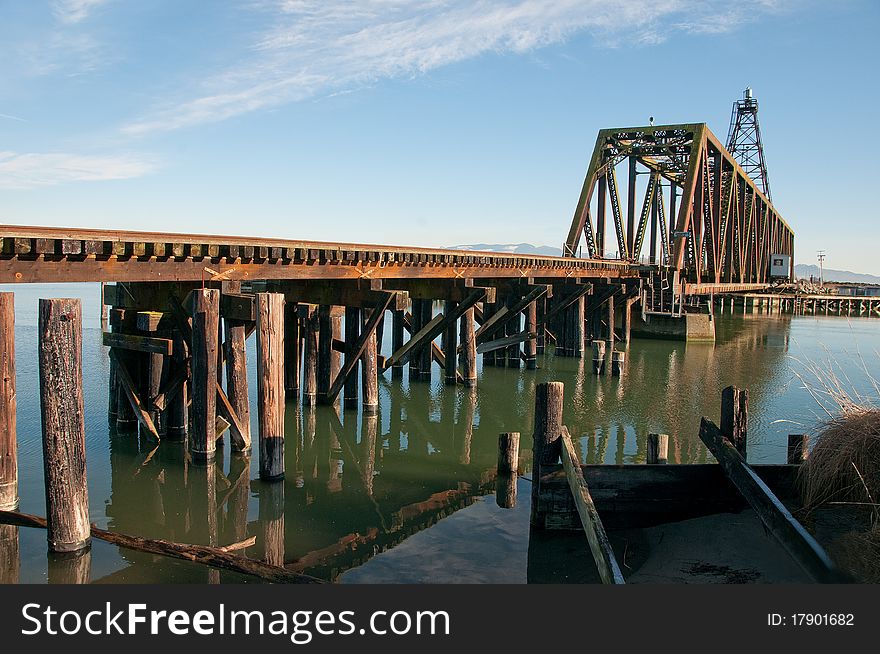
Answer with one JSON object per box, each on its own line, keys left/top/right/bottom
{"left": 1, "top": 0, "right": 878, "bottom": 273}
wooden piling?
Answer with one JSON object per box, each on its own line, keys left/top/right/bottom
{"left": 317, "top": 304, "right": 332, "bottom": 404}
{"left": 331, "top": 309, "right": 343, "bottom": 398}
{"left": 497, "top": 432, "right": 520, "bottom": 474}
{"left": 591, "top": 340, "right": 606, "bottom": 375}
{"left": 573, "top": 295, "right": 585, "bottom": 357}
{"left": 483, "top": 301, "right": 496, "bottom": 366}
{"left": 38, "top": 298, "right": 90, "bottom": 553}
{"left": 302, "top": 306, "right": 318, "bottom": 406}
{"left": 391, "top": 309, "right": 404, "bottom": 380}
{"left": 191, "top": 289, "right": 220, "bottom": 462}
{"left": 361, "top": 308, "right": 379, "bottom": 415}
{"left": 611, "top": 350, "right": 626, "bottom": 376}
{"left": 420, "top": 300, "right": 433, "bottom": 380}
{"left": 607, "top": 292, "right": 616, "bottom": 346}
{"left": 506, "top": 306, "right": 521, "bottom": 369}
{"left": 256, "top": 293, "right": 285, "bottom": 481}
{"left": 166, "top": 332, "right": 188, "bottom": 440}
{"left": 115, "top": 347, "right": 137, "bottom": 430}
{"left": 284, "top": 301, "right": 301, "bottom": 397}
{"left": 787, "top": 434, "right": 809, "bottom": 465}
{"left": 459, "top": 308, "right": 477, "bottom": 388}
{"left": 525, "top": 300, "right": 537, "bottom": 369}
{"left": 138, "top": 312, "right": 166, "bottom": 439}
{"left": 444, "top": 300, "right": 458, "bottom": 384}
{"left": 536, "top": 297, "right": 546, "bottom": 355}
{"left": 0, "top": 294, "right": 17, "bottom": 510}
{"left": 344, "top": 307, "right": 360, "bottom": 409}
{"left": 647, "top": 433, "right": 669, "bottom": 464}
{"left": 495, "top": 473, "right": 517, "bottom": 509}
{"left": 409, "top": 299, "right": 423, "bottom": 379}
{"left": 721, "top": 385, "right": 748, "bottom": 457}
{"left": 224, "top": 315, "right": 251, "bottom": 452}
{"left": 623, "top": 296, "right": 636, "bottom": 344}
{"left": 531, "top": 381, "right": 564, "bottom": 527}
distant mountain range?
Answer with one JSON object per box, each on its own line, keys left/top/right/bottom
{"left": 450, "top": 243, "right": 880, "bottom": 285}
{"left": 793, "top": 264, "right": 880, "bottom": 285}
{"left": 449, "top": 243, "right": 563, "bottom": 257}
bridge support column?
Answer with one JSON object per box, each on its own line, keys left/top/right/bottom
{"left": 525, "top": 300, "right": 537, "bottom": 369}
{"left": 607, "top": 293, "right": 616, "bottom": 349}
{"left": 391, "top": 309, "right": 404, "bottom": 380}
{"left": 344, "top": 307, "right": 360, "bottom": 409}
{"left": 420, "top": 300, "right": 433, "bottom": 381}
{"left": 506, "top": 299, "right": 520, "bottom": 369}
{"left": 361, "top": 309, "right": 378, "bottom": 415}
{"left": 444, "top": 300, "right": 458, "bottom": 384}
{"left": 460, "top": 307, "right": 477, "bottom": 387}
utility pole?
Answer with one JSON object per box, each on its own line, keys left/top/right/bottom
{"left": 817, "top": 250, "right": 826, "bottom": 284}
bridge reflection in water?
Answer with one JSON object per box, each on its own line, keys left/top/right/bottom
{"left": 90, "top": 313, "right": 793, "bottom": 583}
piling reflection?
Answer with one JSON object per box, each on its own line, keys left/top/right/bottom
{"left": 0, "top": 524, "right": 19, "bottom": 584}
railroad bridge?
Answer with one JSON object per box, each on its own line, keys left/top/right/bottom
{"left": 0, "top": 121, "right": 794, "bottom": 483}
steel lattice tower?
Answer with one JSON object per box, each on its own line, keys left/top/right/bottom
{"left": 726, "top": 87, "right": 771, "bottom": 201}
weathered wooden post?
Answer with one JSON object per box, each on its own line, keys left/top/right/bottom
{"left": 409, "top": 298, "right": 423, "bottom": 379}
{"left": 721, "top": 385, "right": 748, "bottom": 457}
{"left": 344, "top": 307, "right": 360, "bottom": 409}
{"left": 166, "top": 331, "right": 188, "bottom": 440}
{"left": 444, "top": 300, "right": 458, "bottom": 384}
{"left": 525, "top": 300, "right": 537, "bottom": 369}
{"left": 497, "top": 432, "right": 520, "bottom": 473}
{"left": 191, "top": 289, "right": 220, "bottom": 462}
{"left": 647, "top": 433, "right": 669, "bottom": 464}
{"left": 256, "top": 292, "right": 285, "bottom": 481}
{"left": 317, "top": 304, "right": 332, "bottom": 404}
{"left": 506, "top": 304, "right": 521, "bottom": 369}
{"left": 391, "top": 309, "right": 404, "bottom": 380}
{"left": 531, "top": 381, "right": 564, "bottom": 528}
{"left": 611, "top": 350, "right": 626, "bottom": 376}
{"left": 787, "top": 434, "right": 809, "bottom": 465}
{"left": 331, "top": 309, "right": 343, "bottom": 400}
{"left": 623, "top": 296, "right": 636, "bottom": 344}
{"left": 536, "top": 297, "right": 546, "bottom": 355}
{"left": 0, "top": 293, "right": 17, "bottom": 511}
{"left": 224, "top": 306, "right": 251, "bottom": 452}
{"left": 420, "top": 300, "right": 433, "bottom": 380}
{"left": 361, "top": 308, "right": 379, "bottom": 415}
{"left": 459, "top": 308, "right": 477, "bottom": 388}
{"left": 38, "top": 298, "right": 90, "bottom": 553}
{"left": 138, "top": 311, "right": 166, "bottom": 438}
{"left": 573, "top": 295, "right": 585, "bottom": 357}
{"left": 607, "top": 292, "right": 616, "bottom": 346}
{"left": 483, "top": 301, "right": 496, "bottom": 366}
{"left": 302, "top": 306, "right": 318, "bottom": 406}
{"left": 592, "top": 340, "right": 606, "bottom": 375}
{"left": 284, "top": 301, "right": 301, "bottom": 397}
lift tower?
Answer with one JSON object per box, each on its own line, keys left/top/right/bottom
{"left": 726, "top": 87, "right": 772, "bottom": 201}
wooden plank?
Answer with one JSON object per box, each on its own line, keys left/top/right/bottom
{"left": 108, "top": 349, "right": 160, "bottom": 440}
{"left": 560, "top": 427, "right": 626, "bottom": 584}
{"left": 0, "top": 294, "right": 17, "bottom": 510}
{"left": 102, "top": 331, "right": 174, "bottom": 356}
{"left": 473, "top": 306, "right": 509, "bottom": 340}
{"left": 325, "top": 293, "right": 396, "bottom": 404}
{"left": 699, "top": 417, "right": 846, "bottom": 583}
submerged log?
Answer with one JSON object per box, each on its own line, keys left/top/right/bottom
{"left": 0, "top": 509, "right": 322, "bottom": 584}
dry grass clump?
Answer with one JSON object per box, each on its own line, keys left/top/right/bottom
{"left": 830, "top": 523, "right": 880, "bottom": 583}
{"left": 799, "top": 408, "right": 880, "bottom": 509}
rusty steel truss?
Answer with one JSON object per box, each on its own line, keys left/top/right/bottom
{"left": 564, "top": 123, "right": 794, "bottom": 285}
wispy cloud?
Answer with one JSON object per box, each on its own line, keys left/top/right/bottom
{"left": 0, "top": 151, "right": 158, "bottom": 190}
{"left": 0, "top": 113, "right": 27, "bottom": 123}
{"left": 122, "top": 0, "right": 793, "bottom": 136}
{"left": 51, "top": 0, "right": 111, "bottom": 24}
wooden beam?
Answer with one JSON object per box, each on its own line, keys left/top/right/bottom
{"left": 476, "top": 330, "right": 537, "bottom": 354}
{"left": 699, "top": 417, "right": 846, "bottom": 583}
{"left": 475, "top": 286, "right": 548, "bottom": 341}
{"left": 537, "top": 283, "right": 594, "bottom": 327}
{"left": 384, "top": 289, "right": 485, "bottom": 369}
{"left": 560, "top": 427, "right": 626, "bottom": 584}
{"left": 108, "top": 349, "right": 160, "bottom": 439}
{"left": 102, "top": 331, "right": 174, "bottom": 356}
{"left": 325, "top": 293, "right": 397, "bottom": 404}
{"left": 473, "top": 306, "right": 509, "bottom": 340}
{"left": 381, "top": 279, "right": 496, "bottom": 303}
{"left": 220, "top": 293, "right": 256, "bottom": 322}
{"left": 278, "top": 281, "right": 409, "bottom": 310}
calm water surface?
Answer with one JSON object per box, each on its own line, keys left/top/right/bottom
{"left": 1, "top": 283, "right": 878, "bottom": 583}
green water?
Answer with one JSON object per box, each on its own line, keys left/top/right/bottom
{"left": 1, "top": 283, "right": 878, "bottom": 583}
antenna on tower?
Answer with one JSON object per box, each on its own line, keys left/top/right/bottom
{"left": 726, "top": 87, "right": 772, "bottom": 201}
